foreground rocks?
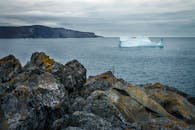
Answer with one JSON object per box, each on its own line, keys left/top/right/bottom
{"left": 0, "top": 52, "right": 195, "bottom": 130}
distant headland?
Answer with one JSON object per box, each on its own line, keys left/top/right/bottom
{"left": 0, "top": 25, "right": 100, "bottom": 38}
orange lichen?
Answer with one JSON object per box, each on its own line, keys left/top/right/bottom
{"left": 152, "top": 82, "right": 164, "bottom": 88}
{"left": 38, "top": 54, "right": 54, "bottom": 72}
{"left": 0, "top": 55, "right": 22, "bottom": 70}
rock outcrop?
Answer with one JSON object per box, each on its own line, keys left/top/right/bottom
{"left": 0, "top": 52, "right": 195, "bottom": 130}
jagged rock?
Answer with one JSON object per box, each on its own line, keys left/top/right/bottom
{"left": 85, "top": 71, "right": 194, "bottom": 129}
{"left": 131, "top": 118, "right": 191, "bottom": 130}
{"left": 71, "top": 111, "right": 116, "bottom": 130}
{"left": 81, "top": 77, "right": 112, "bottom": 97}
{"left": 63, "top": 127, "right": 84, "bottom": 130}
{"left": 83, "top": 90, "right": 131, "bottom": 129}
{"left": 81, "top": 71, "right": 128, "bottom": 97}
{"left": 0, "top": 53, "right": 195, "bottom": 130}
{"left": 51, "top": 114, "right": 72, "bottom": 130}
{"left": 150, "top": 83, "right": 195, "bottom": 106}
{"left": 0, "top": 55, "right": 22, "bottom": 96}
{"left": 87, "top": 71, "right": 127, "bottom": 86}
{"left": 69, "top": 96, "right": 85, "bottom": 113}
{"left": 25, "top": 52, "right": 86, "bottom": 93}
{"left": 0, "top": 68, "right": 69, "bottom": 130}
{"left": 106, "top": 86, "right": 172, "bottom": 123}
{"left": 53, "top": 59, "right": 86, "bottom": 93}
{"left": 0, "top": 55, "right": 22, "bottom": 83}
{"left": 26, "top": 52, "right": 57, "bottom": 72}
{"left": 144, "top": 83, "right": 195, "bottom": 124}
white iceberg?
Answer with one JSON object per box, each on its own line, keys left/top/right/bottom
{"left": 119, "top": 36, "right": 164, "bottom": 48}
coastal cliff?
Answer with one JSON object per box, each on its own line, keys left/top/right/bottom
{"left": 0, "top": 25, "right": 100, "bottom": 38}
{"left": 0, "top": 52, "right": 195, "bottom": 130}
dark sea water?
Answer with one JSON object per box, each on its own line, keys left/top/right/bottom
{"left": 0, "top": 37, "right": 195, "bottom": 96}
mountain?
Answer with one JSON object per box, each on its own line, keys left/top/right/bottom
{"left": 0, "top": 25, "right": 100, "bottom": 38}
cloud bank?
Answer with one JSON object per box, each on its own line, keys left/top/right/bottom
{"left": 0, "top": 0, "right": 195, "bottom": 36}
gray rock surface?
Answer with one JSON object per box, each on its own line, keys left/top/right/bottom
{"left": 0, "top": 52, "right": 194, "bottom": 130}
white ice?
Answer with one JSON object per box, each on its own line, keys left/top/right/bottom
{"left": 119, "top": 36, "right": 163, "bottom": 48}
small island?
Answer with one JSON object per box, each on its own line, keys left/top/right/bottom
{"left": 0, "top": 25, "right": 100, "bottom": 38}
{"left": 0, "top": 52, "right": 195, "bottom": 130}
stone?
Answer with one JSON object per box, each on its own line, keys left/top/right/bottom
{"left": 0, "top": 53, "right": 195, "bottom": 130}
{"left": 144, "top": 83, "right": 195, "bottom": 124}
{"left": 81, "top": 71, "right": 128, "bottom": 97}
{"left": 0, "top": 55, "right": 22, "bottom": 83}
{"left": 83, "top": 90, "right": 130, "bottom": 129}
{"left": 71, "top": 111, "right": 115, "bottom": 130}
{"left": 27, "top": 52, "right": 56, "bottom": 72}
{"left": 0, "top": 69, "right": 69, "bottom": 130}
{"left": 53, "top": 59, "right": 86, "bottom": 93}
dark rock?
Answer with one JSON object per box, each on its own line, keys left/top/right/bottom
{"left": 0, "top": 68, "right": 69, "bottom": 130}
{"left": 81, "top": 78, "right": 112, "bottom": 97}
{"left": 83, "top": 91, "right": 130, "bottom": 129}
{"left": 71, "top": 111, "right": 115, "bottom": 130}
{"left": 0, "top": 55, "right": 22, "bottom": 83}
{"left": 53, "top": 59, "right": 86, "bottom": 93}
{"left": 81, "top": 71, "right": 128, "bottom": 97}
{"left": 63, "top": 127, "right": 84, "bottom": 130}
{"left": 51, "top": 114, "right": 71, "bottom": 130}
{"left": 25, "top": 52, "right": 86, "bottom": 94}
{"left": 0, "top": 55, "right": 22, "bottom": 96}
{"left": 0, "top": 53, "right": 195, "bottom": 130}
{"left": 26, "top": 52, "right": 56, "bottom": 72}
{"left": 69, "top": 96, "right": 85, "bottom": 113}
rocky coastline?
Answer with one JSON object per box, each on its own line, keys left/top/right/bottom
{"left": 0, "top": 52, "right": 195, "bottom": 130}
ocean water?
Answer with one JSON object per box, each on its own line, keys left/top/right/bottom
{"left": 0, "top": 37, "right": 195, "bottom": 96}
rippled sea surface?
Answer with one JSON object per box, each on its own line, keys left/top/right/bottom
{"left": 0, "top": 37, "right": 195, "bottom": 96}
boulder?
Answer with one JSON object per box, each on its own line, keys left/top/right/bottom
{"left": 131, "top": 118, "right": 191, "bottom": 130}
{"left": 85, "top": 71, "right": 194, "bottom": 129}
{"left": 0, "top": 53, "right": 195, "bottom": 130}
{"left": 83, "top": 90, "right": 130, "bottom": 129}
{"left": 71, "top": 111, "right": 116, "bottom": 130}
{"left": 26, "top": 52, "right": 58, "bottom": 72}
{"left": 25, "top": 52, "right": 86, "bottom": 93}
{"left": 0, "top": 55, "right": 22, "bottom": 83}
{"left": 81, "top": 71, "right": 128, "bottom": 97}
{"left": 53, "top": 59, "right": 86, "bottom": 93}
{"left": 0, "top": 68, "right": 69, "bottom": 130}
{"left": 144, "top": 83, "right": 195, "bottom": 124}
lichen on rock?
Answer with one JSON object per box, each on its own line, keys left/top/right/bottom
{"left": 0, "top": 52, "right": 195, "bottom": 130}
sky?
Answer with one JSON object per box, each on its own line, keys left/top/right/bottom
{"left": 0, "top": 0, "right": 195, "bottom": 36}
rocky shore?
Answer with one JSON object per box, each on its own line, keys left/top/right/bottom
{"left": 0, "top": 52, "right": 195, "bottom": 130}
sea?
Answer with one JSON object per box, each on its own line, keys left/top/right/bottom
{"left": 0, "top": 37, "right": 195, "bottom": 96}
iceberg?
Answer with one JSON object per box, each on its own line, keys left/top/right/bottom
{"left": 119, "top": 36, "right": 164, "bottom": 48}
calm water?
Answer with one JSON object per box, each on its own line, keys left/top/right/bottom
{"left": 0, "top": 37, "right": 195, "bottom": 96}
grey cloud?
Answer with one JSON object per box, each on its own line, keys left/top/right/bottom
{"left": 0, "top": 0, "right": 195, "bottom": 36}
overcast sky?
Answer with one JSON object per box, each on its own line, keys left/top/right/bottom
{"left": 0, "top": 0, "right": 195, "bottom": 36}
